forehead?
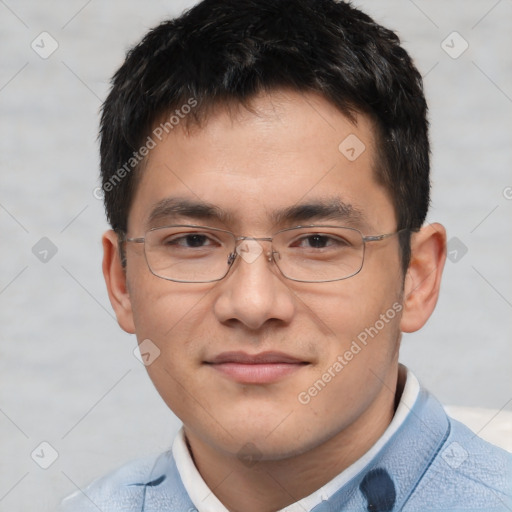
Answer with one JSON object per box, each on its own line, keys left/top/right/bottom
{"left": 128, "top": 90, "right": 395, "bottom": 234}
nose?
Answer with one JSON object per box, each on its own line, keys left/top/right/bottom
{"left": 212, "top": 239, "right": 295, "bottom": 331}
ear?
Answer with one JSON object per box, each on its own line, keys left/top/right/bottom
{"left": 400, "top": 223, "right": 446, "bottom": 333}
{"left": 102, "top": 230, "right": 136, "bottom": 334}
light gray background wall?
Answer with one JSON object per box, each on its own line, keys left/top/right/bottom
{"left": 1, "top": 1, "right": 511, "bottom": 510}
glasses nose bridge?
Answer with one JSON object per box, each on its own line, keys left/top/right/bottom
{"left": 233, "top": 235, "right": 278, "bottom": 264}
{"left": 235, "top": 235, "right": 274, "bottom": 243}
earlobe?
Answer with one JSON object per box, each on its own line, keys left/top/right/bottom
{"left": 400, "top": 223, "right": 446, "bottom": 333}
{"left": 102, "top": 230, "right": 136, "bottom": 334}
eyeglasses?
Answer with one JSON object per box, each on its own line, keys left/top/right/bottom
{"left": 122, "top": 224, "right": 410, "bottom": 283}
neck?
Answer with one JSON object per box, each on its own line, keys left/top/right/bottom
{"left": 185, "top": 366, "right": 404, "bottom": 512}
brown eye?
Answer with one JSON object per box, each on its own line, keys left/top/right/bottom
{"left": 171, "top": 234, "right": 211, "bottom": 247}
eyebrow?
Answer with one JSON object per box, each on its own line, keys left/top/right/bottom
{"left": 146, "top": 196, "right": 365, "bottom": 230}
{"left": 147, "top": 197, "right": 234, "bottom": 228}
{"left": 269, "top": 198, "right": 365, "bottom": 227}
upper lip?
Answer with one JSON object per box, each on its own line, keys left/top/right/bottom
{"left": 206, "top": 351, "right": 307, "bottom": 364}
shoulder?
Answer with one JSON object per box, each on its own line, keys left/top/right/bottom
{"left": 58, "top": 453, "right": 165, "bottom": 512}
{"left": 405, "top": 415, "right": 512, "bottom": 511}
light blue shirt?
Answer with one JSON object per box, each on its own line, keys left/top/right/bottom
{"left": 59, "top": 368, "right": 512, "bottom": 511}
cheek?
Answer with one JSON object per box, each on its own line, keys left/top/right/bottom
{"left": 296, "top": 289, "right": 402, "bottom": 418}
{"left": 293, "top": 264, "right": 402, "bottom": 346}
{"left": 128, "top": 281, "right": 215, "bottom": 418}
{"left": 127, "top": 250, "right": 212, "bottom": 342}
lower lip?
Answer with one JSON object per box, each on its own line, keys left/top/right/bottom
{"left": 208, "top": 362, "right": 306, "bottom": 384}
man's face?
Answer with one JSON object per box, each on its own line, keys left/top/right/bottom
{"left": 122, "top": 90, "right": 405, "bottom": 459}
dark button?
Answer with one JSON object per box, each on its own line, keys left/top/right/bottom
{"left": 359, "top": 468, "right": 396, "bottom": 512}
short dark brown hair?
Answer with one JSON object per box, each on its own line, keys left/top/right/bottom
{"left": 99, "top": 0, "right": 430, "bottom": 271}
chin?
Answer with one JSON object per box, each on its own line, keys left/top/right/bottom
{"left": 198, "top": 412, "right": 336, "bottom": 462}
